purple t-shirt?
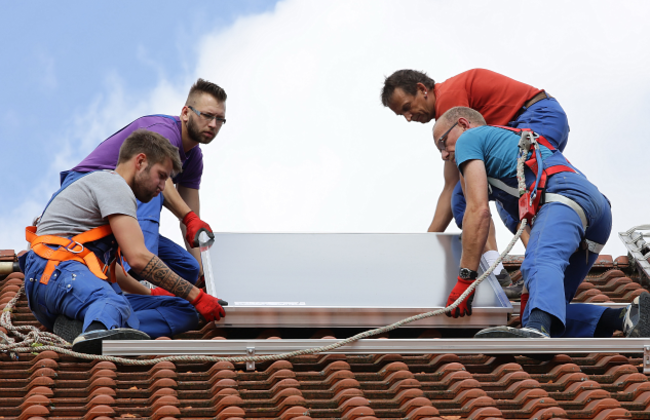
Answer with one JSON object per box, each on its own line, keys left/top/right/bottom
{"left": 72, "top": 115, "right": 203, "bottom": 189}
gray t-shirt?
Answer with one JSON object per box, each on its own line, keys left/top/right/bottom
{"left": 37, "top": 171, "right": 138, "bottom": 236}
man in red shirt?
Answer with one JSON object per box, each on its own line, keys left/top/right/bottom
{"left": 381, "top": 69, "right": 570, "bottom": 297}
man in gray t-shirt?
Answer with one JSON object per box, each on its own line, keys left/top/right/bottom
{"left": 20, "top": 130, "right": 227, "bottom": 355}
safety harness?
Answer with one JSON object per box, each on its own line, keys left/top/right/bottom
{"left": 25, "top": 171, "right": 127, "bottom": 285}
{"left": 25, "top": 225, "right": 122, "bottom": 285}
{"left": 487, "top": 126, "right": 604, "bottom": 255}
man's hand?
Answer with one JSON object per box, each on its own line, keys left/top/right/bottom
{"left": 182, "top": 211, "right": 214, "bottom": 247}
{"left": 151, "top": 287, "right": 175, "bottom": 297}
{"left": 190, "top": 289, "right": 226, "bottom": 321}
{"left": 446, "top": 276, "right": 475, "bottom": 318}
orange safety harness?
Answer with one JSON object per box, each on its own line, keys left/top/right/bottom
{"left": 26, "top": 225, "right": 124, "bottom": 285}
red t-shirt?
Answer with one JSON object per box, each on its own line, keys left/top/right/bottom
{"left": 433, "top": 69, "right": 542, "bottom": 125}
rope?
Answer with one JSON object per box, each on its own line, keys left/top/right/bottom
{"left": 0, "top": 134, "right": 531, "bottom": 365}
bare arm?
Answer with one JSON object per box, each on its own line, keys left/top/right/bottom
{"left": 162, "top": 178, "right": 192, "bottom": 219}
{"left": 161, "top": 179, "right": 202, "bottom": 266}
{"left": 115, "top": 268, "right": 152, "bottom": 295}
{"left": 458, "top": 160, "right": 492, "bottom": 271}
{"left": 177, "top": 185, "right": 203, "bottom": 266}
{"left": 137, "top": 255, "right": 197, "bottom": 299}
{"left": 108, "top": 214, "right": 200, "bottom": 301}
{"left": 428, "top": 159, "right": 460, "bottom": 232}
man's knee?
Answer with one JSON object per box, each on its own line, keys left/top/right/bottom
{"left": 158, "top": 235, "right": 201, "bottom": 283}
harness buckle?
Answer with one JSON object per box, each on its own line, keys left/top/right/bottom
{"left": 519, "top": 191, "right": 536, "bottom": 224}
{"left": 64, "top": 239, "right": 84, "bottom": 254}
{"left": 518, "top": 131, "right": 538, "bottom": 153}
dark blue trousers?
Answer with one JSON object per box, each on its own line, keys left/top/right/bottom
{"left": 520, "top": 191, "right": 612, "bottom": 337}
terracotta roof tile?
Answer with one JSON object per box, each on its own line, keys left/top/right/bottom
{"left": 0, "top": 249, "right": 16, "bottom": 261}
{"left": 615, "top": 256, "right": 630, "bottom": 269}
{"left": 2, "top": 250, "right": 650, "bottom": 420}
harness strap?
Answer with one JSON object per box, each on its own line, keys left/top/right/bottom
{"left": 487, "top": 177, "right": 519, "bottom": 197}
{"left": 543, "top": 164, "right": 575, "bottom": 178}
{"left": 26, "top": 225, "right": 119, "bottom": 285}
{"left": 544, "top": 193, "right": 588, "bottom": 231}
{"left": 544, "top": 194, "right": 605, "bottom": 255}
{"left": 585, "top": 239, "right": 605, "bottom": 254}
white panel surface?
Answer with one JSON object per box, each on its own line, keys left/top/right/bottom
{"left": 200, "top": 233, "right": 512, "bottom": 328}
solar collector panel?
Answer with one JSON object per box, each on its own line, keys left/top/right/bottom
{"left": 201, "top": 232, "right": 512, "bottom": 328}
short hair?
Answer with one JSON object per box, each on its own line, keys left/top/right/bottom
{"left": 186, "top": 78, "right": 227, "bottom": 106}
{"left": 118, "top": 129, "right": 183, "bottom": 175}
{"left": 381, "top": 69, "right": 435, "bottom": 106}
{"left": 439, "top": 106, "right": 487, "bottom": 126}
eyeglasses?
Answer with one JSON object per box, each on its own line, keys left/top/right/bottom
{"left": 188, "top": 106, "right": 226, "bottom": 125}
{"left": 435, "top": 121, "right": 458, "bottom": 151}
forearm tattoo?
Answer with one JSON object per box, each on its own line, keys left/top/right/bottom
{"left": 137, "top": 255, "right": 194, "bottom": 299}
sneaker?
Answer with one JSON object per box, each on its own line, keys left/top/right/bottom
{"left": 504, "top": 278, "right": 524, "bottom": 300}
{"left": 623, "top": 291, "right": 650, "bottom": 338}
{"left": 495, "top": 268, "right": 513, "bottom": 287}
{"left": 53, "top": 315, "right": 83, "bottom": 344}
{"left": 72, "top": 328, "right": 150, "bottom": 355}
{"left": 474, "top": 326, "right": 550, "bottom": 339}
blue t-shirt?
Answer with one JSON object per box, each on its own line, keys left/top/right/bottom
{"left": 454, "top": 125, "right": 552, "bottom": 178}
{"left": 454, "top": 125, "right": 606, "bottom": 229}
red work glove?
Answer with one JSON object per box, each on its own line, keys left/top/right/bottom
{"left": 190, "top": 289, "right": 226, "bottom": 321}
{"left": 150, "top": 287, "right": 175, "bottom": 297}
{"left": 445, "top": 276, "right": 476, "bottom": 318}
{"left": 182, "top": 211, "right": 214, "bottom": 247}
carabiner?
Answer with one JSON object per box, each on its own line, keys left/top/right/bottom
{"left": 64, "top": 239, "right": 84, "bottom": 254}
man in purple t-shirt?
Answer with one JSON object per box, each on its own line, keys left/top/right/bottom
{"left": 64, "top": 78, "right": 227, "bottom": 291}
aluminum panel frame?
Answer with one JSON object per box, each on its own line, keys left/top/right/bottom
{"left": 104, "top": 337, "right": 650, "bottom": 356}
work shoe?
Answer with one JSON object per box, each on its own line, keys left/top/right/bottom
{"left": 53, "top": 315, "right": 83, "bottom": 343}
{"left": 504, "top": 278, "right": 524, "bottom": 300}
{"left": 495, "top": 268, "right": 513, "bottom": 288}
{"left": 623, "top": 291, "right": 650, "bottom": 338}
{"left": 72, "top": 328, "right": 150, "bottom": 355}
{"left": 474, "top": 326, "right": 550, "bottom": 339}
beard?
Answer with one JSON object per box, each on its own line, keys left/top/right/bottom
{"left": 132, "top": 168, "right": 160, "bottom": 203}
{"left": 187, "top": 114, "right": 217, "bottom": 145}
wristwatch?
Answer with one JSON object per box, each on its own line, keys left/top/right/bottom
{"left": 459, "top": 267, "right": 478, "bottom": 280}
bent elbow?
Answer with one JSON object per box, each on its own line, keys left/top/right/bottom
{"left": 477, "top": 206, "right": 491, "bottom": 221}
{"left": 467, "top": 205, "right": 492, "bottom": 225}
{"left": 122, "top": 249, "right": 154, "bottom": 273}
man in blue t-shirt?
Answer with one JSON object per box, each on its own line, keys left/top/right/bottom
{"left": 432, "top": 106, "right": 649, "bottom": 339}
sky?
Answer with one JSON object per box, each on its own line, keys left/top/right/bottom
{"left": 2, "top": 0, "right": 650, "bottom": 260}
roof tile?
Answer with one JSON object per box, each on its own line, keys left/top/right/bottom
{"left": 2, "top": 251, "right": 650, "bottom": 420}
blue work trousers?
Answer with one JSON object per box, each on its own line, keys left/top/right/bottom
{"left": 22, "top": 252, "right": 199, "bottom": 338}
{"left": 520, "top": 192, "right": 612, "bottom": 337}
{"left": 451, "top": 97, "right": 570, "bottom": 230}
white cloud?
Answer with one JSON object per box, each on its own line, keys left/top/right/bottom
{"left": 6, "top": 0, "right": 650, "bottom": 262}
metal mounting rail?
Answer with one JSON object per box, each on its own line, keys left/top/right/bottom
{"left": 619, "top": 224, "right": 650, "bottom": 284}
{"left": 104, "top": 338, "right": 650, "bottom": 373}
{"left": 511, "top": 302, "right": 629, "bottom": 312}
